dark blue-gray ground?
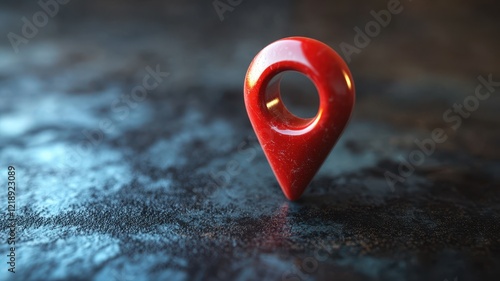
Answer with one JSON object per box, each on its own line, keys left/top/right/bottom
{"left": 0, "top": 1, "right": 499, "bottom": 280}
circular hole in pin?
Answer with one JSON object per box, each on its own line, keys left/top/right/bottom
{"left": 280, "top": 71, "right": 319, "bottom": 119}
{"left": 265, "top": 71, "right": 320, "bottom": 128}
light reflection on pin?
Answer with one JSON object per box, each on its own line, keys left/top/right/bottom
{"left": 266, "top": 98, "right": 280, "bottom": 110}
{"left": 342, "top": 69, "right": 352, "bottom": 91}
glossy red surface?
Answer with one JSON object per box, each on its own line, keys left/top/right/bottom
{"left": 244, "top": 37, "right": 355, "bottom": 200}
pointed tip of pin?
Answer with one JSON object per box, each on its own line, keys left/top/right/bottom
{"left": 281, "top": 185, "right": 306, "bottom": 201}
{"left": 284, "top": 193, "right": 302, "bottom": 201}
{"left": 273, "top": 163, "right": 316, "bottom": 201}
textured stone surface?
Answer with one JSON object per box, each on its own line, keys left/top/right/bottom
{"left": 0, "top": 1, "right": 499, "bottom": 280}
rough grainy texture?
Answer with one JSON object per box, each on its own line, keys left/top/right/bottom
{"left": 0, "top": 0, "right": 499, "bottom": 280}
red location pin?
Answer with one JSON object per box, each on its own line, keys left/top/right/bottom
{"left": 244, "top": 37, "right": 355, "bottom": 200}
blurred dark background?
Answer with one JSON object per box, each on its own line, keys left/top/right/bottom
{"left": 0, "top": 1, "right": 499, "bottom": 281}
